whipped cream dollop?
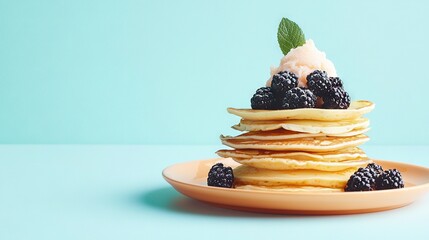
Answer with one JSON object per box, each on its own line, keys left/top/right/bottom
{"left": 267, "top": 39, "right": 337, "bottom": 87}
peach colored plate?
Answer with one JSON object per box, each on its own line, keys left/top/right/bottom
{"left": 163, "top": 158, "right": 429, "bottom": 215}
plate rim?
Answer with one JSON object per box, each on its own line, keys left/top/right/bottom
{"left": 163, "top": 158, "right": 429, "bottom": 197}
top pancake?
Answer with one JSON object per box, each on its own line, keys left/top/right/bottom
{"left": 227, "top": 100, "right": 374, "bottom": 121}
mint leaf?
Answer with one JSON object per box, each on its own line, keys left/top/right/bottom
{"left": 277, "top": 18, "right": 306, "bottom": 55}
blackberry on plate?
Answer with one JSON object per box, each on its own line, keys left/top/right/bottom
{"left": 207, "top": 163, "right": 234, "bottom": 188}
{"left": 271, "top": 71, "right": 298, "bottom": 96}
{"left": 251, "top": 87, "right": 277, "bottom": 110}
{"left": 280, "top": 87, "right": 316, "bottom": 109}
{"left": 344, "top": 167, "right": 376, "bottom": 192}
{"left": 307, "top": 70, "right": 331, "bottom": 97}
{"left": 375, "top": 169, "right": 404, "bottom": 190}
{"left": 365, "top": 163, "right": 384, "bottom": 178}
{"left": 330, "top": 77, "right": 344, "bottom": 88}
{"left": 322, "top": 87, "right": 351, "bottom": 109}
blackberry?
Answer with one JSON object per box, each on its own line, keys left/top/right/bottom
{"left": 375, "top": 169, "right": 404, "bottom": 190}
{"left": 330, "top": 77, "right": 344, "bottom": 88}
{"left": 306, "top": 70, "right": 331, "bottom": 97}
{"left": 322, "top": 87, "right": 351, "bottom": 109}
{"left": 271, "top": 71, "right": 298, "bottom": 96}
{"left": 280, "top": 87, "right": 316, "bottom": 109}
{"left": 344, "top": 167, "right": 376, "bottom": 192}
{"left": 207, "top": 163, "right": 234, "bottom": 188}
{"left": 366, "top": 163, "right": 384, "bottom": 178}
{"left": 255, "top": 86, "right": 271, "bottom": 95}
{"left": 251, "top": 87, "right": 277, "bottom": 110}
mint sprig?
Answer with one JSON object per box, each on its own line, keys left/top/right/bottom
{"left": 277, "top": 18, "right": 306, "bottom": 55}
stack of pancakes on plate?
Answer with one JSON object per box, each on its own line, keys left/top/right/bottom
{"left": 217, "top": 100, "right": 375, "bottom": 192}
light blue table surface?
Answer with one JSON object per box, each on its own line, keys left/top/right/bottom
{"left": 1, "top": 145, "right": 428, "bottom": 240}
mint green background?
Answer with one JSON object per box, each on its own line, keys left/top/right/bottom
{"left": 1, "top": 0, "right": 428, "bottom": 144}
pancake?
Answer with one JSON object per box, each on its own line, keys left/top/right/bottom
{"left": 222, "top": 128, "right": 369, "bottom": 141}
{"left": 231, "top": 157, "right": 372, "bottom": 171}
{"left": 233, "top": 118, "right": 369, "bottom": 134}
{"left": 216, "top": 147, "right": 367, "bottom": 162}
{"left": 227, "top": 100, "right": 374, "bottom": 121}
{"left": 233, "top": 165, "right": 357, "bottom": 188}
{"left": 221, "top": 134, "right": 369, "bottom": 152}
{"left": 235, "top": 184, "right": 342, "bottom": 192}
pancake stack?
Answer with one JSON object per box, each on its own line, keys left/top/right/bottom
{"left": 216, "top": 100, "right": 375, "bottom": 192}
